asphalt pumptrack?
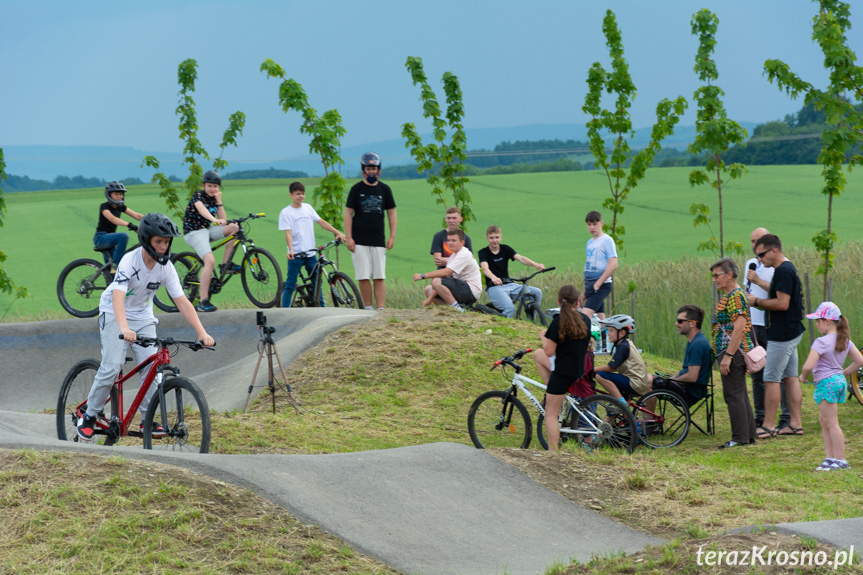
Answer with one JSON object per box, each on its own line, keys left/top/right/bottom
{"left": 1, "top": 308, "right": 860, "bottom": 574}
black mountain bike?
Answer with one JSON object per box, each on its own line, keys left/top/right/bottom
{"left": 161, "top": 213, "right": 283, "bottom": 311}
{"left": 469, "top": 267, "right": 555, "bottom": 326}
{"left": 290, "top": 238, "right": 364, "bottom": 309}
{"left": 57, "top": 243, "right": 182, "bottom": 318}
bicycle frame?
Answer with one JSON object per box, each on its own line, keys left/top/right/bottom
{"left": 505, "top": 371, "right": 602, "bottom": 438}
{"left": 77, "top": 346, "right": 174, "bottom": 439}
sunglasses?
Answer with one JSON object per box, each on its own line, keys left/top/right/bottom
{"left": 756, "top": 248, "right": 771, "bottom": 259}
{"left": 676, "top": 318, "right": 692, "bottom": 324}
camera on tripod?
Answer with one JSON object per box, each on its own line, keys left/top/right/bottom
{"left": 256, "top": 311, "right": 275, "bottom": 334}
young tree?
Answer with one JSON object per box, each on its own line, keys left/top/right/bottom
{"left": 260, "top": 58, "right": 347, "bottom": 226}
{"left": 764, "top": 0, "right": 863, "bottom": 299}
{"left": 0, "top": 148, "right": 30, "bottom": 315}
{"left": 402, "top": 56, "right": 473, "bottom": 228}
{"left": 142, "top": 59, "right": 245, "bottom": 218}
{"left": 583, "top": 10, "right": 687, "bottom": 251}
{"left": 687, "top": 9, "right": 748, "bottom": 258}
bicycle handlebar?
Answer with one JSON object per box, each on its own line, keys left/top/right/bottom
{"left": 491, "top": 348, "right": 534, "bottom": 371}
{"left": 511, "top": 266, "right": 556, "bottom": 284}
{"left": 313, "top": 237, "right": 345, "bottom": 253}
{"left": 119, "top": 335, "right": 216, "bottom": 351}
{"left": 225, "top": 213, "right": 266, "bottom": 225}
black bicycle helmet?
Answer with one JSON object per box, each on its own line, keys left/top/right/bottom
{"left": 137, "top": 213, "right": 181, "bottom": 265}
{"left": 599, "top": 314, "right": 636, "bottom": 333}
{"left": 360, "top": 152, "right": 381, "bottom": 170}
{"left": 202, "top": 170, "right": 222, "bottom": 186}
{"left": 104, "top": 181, "right": 126, "bottom": 208}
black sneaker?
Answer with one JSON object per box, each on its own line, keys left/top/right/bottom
{"left": 220, "top": 263, "right": 242, "bottom": 275}
{"left": 140, "top": 422, "right": 167, "bottom": 438}
{"left": 77, "top": 414, "right": 98, "bottom": 442}
{"left": 196, "top": 299, "right": 217, "bottom": 312}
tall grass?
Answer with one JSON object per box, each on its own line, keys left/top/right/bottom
{"left": 388, "top": 242, "right": 863, "bottom": 360}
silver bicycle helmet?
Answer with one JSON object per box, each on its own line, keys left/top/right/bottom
{"left": 599, "top": 314, "right": 636, "bottom": 333}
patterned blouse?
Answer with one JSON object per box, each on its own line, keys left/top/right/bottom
{"left": 711, "top": 286, "right": 754, "bottom": 355}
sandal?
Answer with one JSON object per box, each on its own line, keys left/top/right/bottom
{"left": 755, "top": 426, "right": 776, "bottom": 440}
{"left": 777, "top": 426, "right": 804, "bottom": 436}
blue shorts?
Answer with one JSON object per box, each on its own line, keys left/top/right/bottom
{"left": 583, "top": 281, "right": 612, "bottom": 314}
{"left": 597, "top": 371, "right": 640, "bottom": 396}
{"left": 813, "top": 373, "right": 847, "bottom": 404}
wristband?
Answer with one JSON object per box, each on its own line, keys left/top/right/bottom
{"left": 421, "top": 273, "right": 425, "bottom": 280}
{"left": 755, "top": 298, "right": 759, "bottom": 307}
{"left": 216, "top": 204, "right": 223, "bottom": 207}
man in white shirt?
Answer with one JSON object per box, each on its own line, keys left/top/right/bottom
{"left": 745, "top": 227, "right": 790, "bottom": 429}
{"left": 413, "top": 229, "right": 481, "bottom": 312}
{"left": 278, "top": 182, "right": 346, "bottom": 307}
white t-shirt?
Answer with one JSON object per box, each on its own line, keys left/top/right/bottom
{"left": 745, "top": 256, "right": 774, "bottom": 327}
{"left": 584, "top": 234, "right": 617, "bottom": 283}
{"left": 447, "top": 248, "right": 482, "bottom": 299}
{"left": 278, "top": 203, "right": 321, "bottom": 255}
{"left": 99, "top": 247, "right": 184, "bottom": 321}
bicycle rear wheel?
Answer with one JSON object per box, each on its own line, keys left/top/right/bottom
{"left": 327, "top": 271, "right": 364, "bottom": 309}
{"left": 57, "top": 259, "right": 112, "bottom": 318}
{"left": 467, "top": 390, "right": 532, "bottom": 449}
{"left": 56, "top": 359, "right": 119, "bottom": 445}
{"left": 153, "top": 253, "right": 200, "bottom": 312}
{"left": 143, "top": 376, "right": 211, "bottom": 453}
{"left": 634, "top": 390, "right": 690, "bottom": 448}
{"left": 242, "top": 248, "right": 282, "bottom": 308}
{"left": 576, "top": 394, "right": 638, "bottom": 453}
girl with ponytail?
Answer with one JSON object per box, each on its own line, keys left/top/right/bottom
{"left": 799, "top": 302, "right": 863, "bottom": 471}
{"left": 539, "top": 284, "right": 592, "bottom": 451}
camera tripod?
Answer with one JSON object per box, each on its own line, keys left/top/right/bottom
{"left": 243, "top": 322, "right": 300, "bottom": 414}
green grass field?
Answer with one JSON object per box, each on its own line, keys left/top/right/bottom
{"left": 2, "top": 165, "right": 861, "bottom": 318}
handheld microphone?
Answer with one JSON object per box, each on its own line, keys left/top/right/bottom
{"left": 747, "top": 262, "right": 757, "bottom": 291}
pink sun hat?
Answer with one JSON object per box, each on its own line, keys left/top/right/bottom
{"left": 806, "top": 301, "right": 841, "bottom": 321}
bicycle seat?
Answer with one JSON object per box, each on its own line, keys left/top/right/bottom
{"left": 93, "top": 247, "right": 114, "bottom": 254}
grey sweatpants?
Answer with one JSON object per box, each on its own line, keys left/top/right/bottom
{"left": 86, "top": 312, "right": 159, "bottom": 418}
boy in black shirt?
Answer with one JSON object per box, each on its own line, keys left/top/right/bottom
{"left": 477, "top": 225, "right": 544, "bottom": 318}
{"left": 94, "top": 181, "right": 143, "bottom": 273}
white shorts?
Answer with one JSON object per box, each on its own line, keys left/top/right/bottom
{"left": 184, "top": 226, "right": 227, "bottom": 257}
{"left": 351, "top": 245, "right": 387, "bottom": 280}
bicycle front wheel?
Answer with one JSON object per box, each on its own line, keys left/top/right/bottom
{"left": 524, "top": 301, "right": 548, "bottom": 327}
{"left": 153, "top": 253, "right": 200, "bottom": 312}
{"left": 56, "top": 359, "right": 118, "bottom": 444}
{"left": 143, "top": 377, "right": 211, "bottom": 453}
{"left": 634, "top": 390, "right": 690, "bottom": 448}
{"left": 327, "top": 271, "right": 364, "bottom": 309}
{"left": 57, "top": 259, "right": 112, "bottom": 318}
{"left": 467, "top": 390, "right": 532, "bottom": 449}
{"left": 577, "top": 394, "right": 638, "bottom": 454}
{"left": 849, "top": 365, "right": 863, "bottom": 407}
{"left": 242, "top": 248, "right": 282, "bottom": 308}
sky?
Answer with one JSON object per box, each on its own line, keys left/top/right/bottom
{"left": 1, "top": 0, "right": 860, "bottom": 163}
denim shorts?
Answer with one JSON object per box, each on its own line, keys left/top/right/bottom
{"left": 763, "top": 334, "right": 802, "bottom": 383}
{"left": 813, "top": 373, "right": 847, "bottom": 404}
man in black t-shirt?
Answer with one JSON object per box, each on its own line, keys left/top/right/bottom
{"left": 747, "top": 234, "right": 805, "bottom": 439}
{"left": 430, "top": 207, "right": 472, "bottom": 269}
{"left": 477, "top": 225, "right": 544, "bottom": 318}
{"left": 344, "top": 152, "right": 397, "bottom": 309}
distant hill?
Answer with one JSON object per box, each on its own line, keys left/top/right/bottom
{"left": 1, "top": 122, "right": 755, "bottom": 182}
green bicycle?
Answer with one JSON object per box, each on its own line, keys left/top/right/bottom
{"left": 155, "top": 213, "right": 283, "bottom": 311}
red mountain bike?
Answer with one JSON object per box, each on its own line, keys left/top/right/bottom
{"left": 57, "top": 336, "right": 213, "bottom": 453}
